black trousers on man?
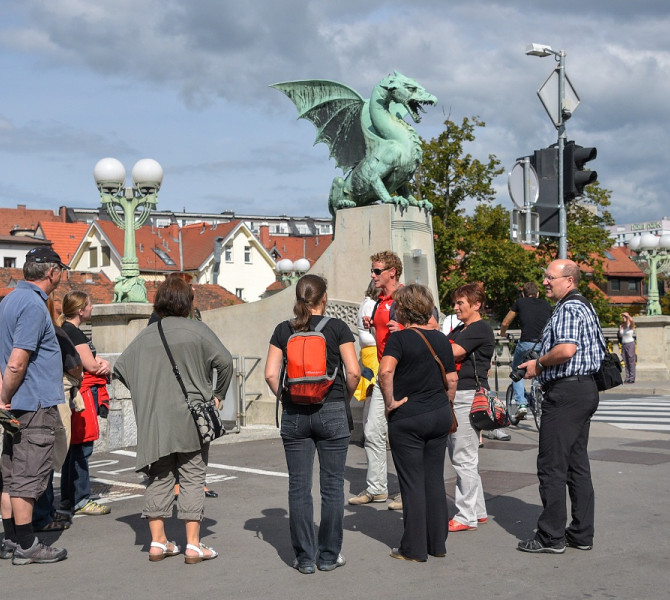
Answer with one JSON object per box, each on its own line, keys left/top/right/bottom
{"left": 535, "top": 376, "right": 599, "bottom": 547}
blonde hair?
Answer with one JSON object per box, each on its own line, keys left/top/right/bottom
{"left": 57, "top": 290, "right": 90, "bottom": 326}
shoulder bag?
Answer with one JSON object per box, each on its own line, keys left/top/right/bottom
{"left": 157, "top": 320, "right": 225, "bottom": 443}
{"left": 469, "top": 353, "right": 510, "bottom": 431}
{"left": 408, "top": 328, "right": 457, "bottom": 434}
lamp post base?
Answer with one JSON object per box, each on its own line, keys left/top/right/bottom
{"left": 113, "top": 275, "right": 148, "bottom": 303}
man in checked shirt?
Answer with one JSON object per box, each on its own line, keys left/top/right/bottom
{"left": 516, "top": 259, "right": 604, "bottom": 555}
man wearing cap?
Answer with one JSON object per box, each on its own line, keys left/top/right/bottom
{"left": 0, "top": 247, "right": 69, "bottom": 565}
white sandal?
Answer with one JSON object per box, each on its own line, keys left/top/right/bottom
{"left": 184, "top": 543, "right": 218, "bottom": 564}
{"left": 149, "top": 540, "right": 180, "bottom": 562}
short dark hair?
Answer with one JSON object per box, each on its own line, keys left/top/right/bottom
{"left": 451, "top": 283, "right": 486, "bottom": 309}
{"left": 522, "top": 282, "right": 539, "bottom": 297}
{"left": 154, "top": 277, "right": 193, "bottom": 318}
{"left": 393, "top": 284, "right": 434, "bottom": 326}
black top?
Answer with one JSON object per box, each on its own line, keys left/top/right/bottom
{"left": 446, "top": 320, "right": 495, "bottom": 390}
{"left": 269, "top": 315, "right": 354, "bottom": 403}
{"left": 383, "top": 328, "right": 456, "bottom": 422}
{"left": 510, "top": 297, "right": 552, "bottom": 342}
{"left": 55, "top": 326, "right": 81, "bottom": 373}
{"left": 61, "top": 321, "right": 97, "bottom": 358}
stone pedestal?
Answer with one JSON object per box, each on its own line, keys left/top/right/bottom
{"left": 633, "top": 315, "right": 670, "bottom": 380}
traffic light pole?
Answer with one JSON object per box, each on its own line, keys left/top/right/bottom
{"left": 556, "top": 50, "right": 567, "bottom": 259}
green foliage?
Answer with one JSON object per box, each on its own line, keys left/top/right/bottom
{"left": 415, "top": 118, "right": 623, "bottom": 324}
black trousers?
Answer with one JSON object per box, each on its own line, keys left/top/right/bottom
{"left": 536, "top": 377, "right": 599, "bottom": 546}
{"left": 388, "top": 405, "right": 451, "bottom": 560}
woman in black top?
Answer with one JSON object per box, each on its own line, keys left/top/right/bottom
{"left": 380, "top": 284, "right": 458, "bottom": 562}
{"left": 445, "top": 283, "right": 495, "bottom": 532}
{"left": 265, "top": 275, "right": 360, "bottom": 574}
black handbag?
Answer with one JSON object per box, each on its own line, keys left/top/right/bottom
{"left": 157, "top": 320, "right": 225, "bottom": 443}
{"left": 593, "top": 351, "right": 623, "bottom": 392}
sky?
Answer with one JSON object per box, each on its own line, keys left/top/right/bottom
{"left": 0, "top": 0, "right": 669, "bottom": 225}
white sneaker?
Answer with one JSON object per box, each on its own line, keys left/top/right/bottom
{"left": 517, "top": 406, "right": 527, "bottom": 419}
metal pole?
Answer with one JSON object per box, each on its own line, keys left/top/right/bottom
{"left": 522, "top": 157, "right": 531, "bottom": 242}
{"left": 646, "top": 252, "right": 662, "bottom": 315}
{"left": 557, "top": 50, "right": 567, "bottom": 259}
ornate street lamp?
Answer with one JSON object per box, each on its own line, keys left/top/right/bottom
{"left": 94, "top": 157, "right": 163, "bottom": 303}
{"left": 276, "top": 258, "right": 310, "bottom": 286}
{"left": 628, "top": 232, "right": 670, "bottom": 315}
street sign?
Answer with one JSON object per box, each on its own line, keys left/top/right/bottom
{"left": 510, "top": 210, "right": 539, "bottom": 246}
{"left": 537, "top": 68, "right": 580, "bottom": 128}
{"left": 508, "top": 161, "right": 539, "bottom": 209}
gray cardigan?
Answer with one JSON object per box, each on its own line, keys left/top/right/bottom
{"left": 114, "top": 317, "right": 233, "bottom": 472}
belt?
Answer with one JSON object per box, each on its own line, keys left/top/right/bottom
{"left": 546, "top": 374, "right": 594, "bottom": 385}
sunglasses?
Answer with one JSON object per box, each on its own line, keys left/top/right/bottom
{"left": 371, "top": 267, "right": 392, "bottom": 276}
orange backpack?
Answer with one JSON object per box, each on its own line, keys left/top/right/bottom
{"left": 282, "top": 317, "right": 338, "bottom": 405}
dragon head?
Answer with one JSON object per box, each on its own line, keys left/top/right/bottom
{"left": 380, "top": 71, "right": 437, "bottom": 123}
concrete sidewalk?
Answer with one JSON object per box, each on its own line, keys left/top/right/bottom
{"left": 3, "top": 415, "right": 669, "bottom": 600}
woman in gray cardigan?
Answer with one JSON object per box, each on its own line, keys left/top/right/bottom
{"left": 114, "top": 277, "right": 233, "bottom": 564}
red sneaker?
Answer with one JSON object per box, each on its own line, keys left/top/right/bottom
{"left": 448, "top": 519, "right": 477, "bottom": 532}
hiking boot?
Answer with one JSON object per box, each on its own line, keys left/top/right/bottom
{"left": 12, "top": 538, "right": 67, "bottom": 565}
{"left": 517, "top": 538, "right": 565, "bottom": 554}
{"left": 348, "top": 490, "right": 387, "bottom": 505}
{"left": 317, "top": 553, "right": 346, "bottom": 571}
{"left": 75, "top": 500, "right": 111, "bottom": 515}
{"left": 0, "top": 538, "right": 18, "bottom": 560}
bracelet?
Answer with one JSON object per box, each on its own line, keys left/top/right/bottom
{"left": 536, "top": 358, "right": 544, "bottom": 372}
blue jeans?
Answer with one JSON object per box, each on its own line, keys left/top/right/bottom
{"left": 512, "top": 341, "right": 536, "bottom": 406}
{"left": 33, "top": 472, "right": 56, "bottom": 528}
{"left": 281, "top": 401, "right": 350, "bottom": 569}
{"left": 60, "top": 441, "right": 94, "bottom": 511}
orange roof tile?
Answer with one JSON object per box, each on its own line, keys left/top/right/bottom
{"left": 39, "top": 222, "right": 90, "bottom": 266}
{"left": 179, "top": 221, "right": 240, "bottom": 270}
{"left": 263, "top": 234, "right": 332, "bottom": 267}
{"left": 0, "top": 205, "right": 63, "bottom": 236}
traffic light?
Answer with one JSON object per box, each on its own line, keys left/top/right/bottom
{"left": 563, "top": 140, "right": 597, "bottom": 202}
{"left": 529, "top": 146, "right": 560, "bottom": 236}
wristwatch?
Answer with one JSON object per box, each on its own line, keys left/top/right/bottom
{"left": 536, "top": 358, "right": 544, "bottom": 372}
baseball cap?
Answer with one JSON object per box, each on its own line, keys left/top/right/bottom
{"left": 25, "top": 246, "right": 70, "bottom": 270}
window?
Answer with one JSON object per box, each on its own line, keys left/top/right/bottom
{"left": 101, "top": 245, "right": 111, "bottom": 267}
{"left": 3, "top": 257, "right": 16, "bottom": 268}
{"left": 244, "top": 246, "right": 252, "bottom": 264}
{"left": 610, "top": 279, "right": 620, "bottom": 292}
{"left": 89, "top": 247, "right": 98, "bottom": 268}
{"left": 236, "top": 288, "right": 244, "bottom": 299}
{"left": 224, "top": 246, "right": 233, "bottom": 262}
{"left": 628, "top": 280, "right": 637, "bottom": 292}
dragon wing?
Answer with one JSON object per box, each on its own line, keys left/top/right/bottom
{"left": 271, "top": 80, "right": 366, "bottom": 173}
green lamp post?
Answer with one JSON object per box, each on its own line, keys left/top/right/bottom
{"left": 628, "top": 232, "right": 670, "bottom": 316}
{"left": 276, "top": 258, "right": 310, "bottom": 286}
{"left": 93, "top": 157, "right": 163, "bottom": 303}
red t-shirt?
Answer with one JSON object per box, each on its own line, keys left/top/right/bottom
{"left": 373, "top": 293, "right": 398, "bottom": 361}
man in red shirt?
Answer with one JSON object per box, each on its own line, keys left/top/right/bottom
{"left": 349, "top": 251, "right": 404, "bottom": 508}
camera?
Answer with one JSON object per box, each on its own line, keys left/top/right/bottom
{"left": 509, "top": 349, "right": 540, "bottom": 382}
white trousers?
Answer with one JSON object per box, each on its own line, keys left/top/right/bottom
{"left": 362, "top": 383, "right": 388, "bottom": 495}
{"left": 447, "top": 389, "right": 487, "bottom": 527}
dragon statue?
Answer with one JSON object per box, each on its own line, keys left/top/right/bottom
{"left": 271, "top": 72, "right": 437, "bottom": 215}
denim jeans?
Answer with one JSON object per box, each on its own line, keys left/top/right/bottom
{"left": 512, "top": 341, "right": 537, "bottom": 406}
{"left": 33, "top": 472, "right": 56, "bottom": 528}
{"left": 281, "top": 401, "right": 350, "bottom": 568}
{"left": 60, "top": 441, "right": 94, "bottom": 511}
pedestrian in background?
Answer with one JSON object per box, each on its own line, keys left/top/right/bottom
{"left": 619, "top": 313, "right": 636, "bottom": 383}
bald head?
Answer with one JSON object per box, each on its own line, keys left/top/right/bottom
{"left": 544, "top": 259, "right": 579, "bottom": 301}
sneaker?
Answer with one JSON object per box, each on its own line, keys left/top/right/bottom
{"left": 565, "top": 538, "right": 592, "bottom": 551}
{"left": 0, "top": 538, "right": 18, "bottom": 560}
{"left": 348, "top": 490, "right": 387, "bottom": 505}
{"left": 387, "top": 494, "right": 403, "bottom": 510}
{"left": 484, "top": 429, "right": 511, "bottom": 441}
{"left": 317, "top": 553, "right": 346, "bottom": 571}
{"left": 12, "top": 538, "right": 67, "bottom": 565}
{"left": 292, "top": 558, "right": 315, "bottom": 574}
{"left": 75, "top": 500, "right": 111, "bottom": 515}
{"left": 517, "top": 406, "right": 527, "bottom": 419}
{"left": 517, "top": 538, "right": 565, "bottom": 554}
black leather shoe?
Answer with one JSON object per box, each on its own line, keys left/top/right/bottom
{"left": 204, "top": 490, "right": 218, "bottom": 498}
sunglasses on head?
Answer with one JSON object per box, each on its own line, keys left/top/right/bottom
{"left": 371, "top": 267, "right": 392, "bottom": 276}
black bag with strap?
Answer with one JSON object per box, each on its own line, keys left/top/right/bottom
{"left": 566, "top": 294, "right": 623, "bottom": 392}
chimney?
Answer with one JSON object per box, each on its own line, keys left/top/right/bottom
{"left": 259, "top": 225, "right": 270, "bottom": 248}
